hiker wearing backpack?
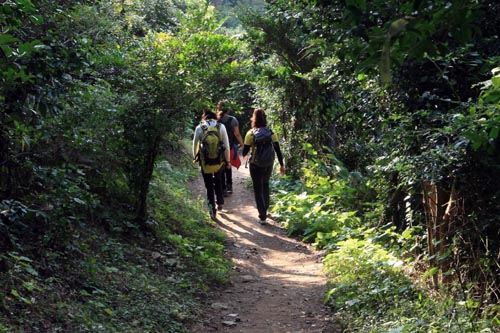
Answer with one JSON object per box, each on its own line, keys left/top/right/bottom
{"left": 216, "top": 100, "right": 244, "bottom": 196}
{"left": 192, "top": 110, "right": 231, "bottom": 220}
{"left": 242, "top": 108, "right": 285, "bottom": 225}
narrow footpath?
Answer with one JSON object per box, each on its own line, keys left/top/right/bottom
{"left": 189, "top": 166, "right": 339, "bottom": 333}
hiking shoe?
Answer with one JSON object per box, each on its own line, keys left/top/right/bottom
{"left": 217, "top": 205, "right": 223, "bottom": 211}
{"left": 210, "top": 210, "right": 216, "bottom": 221}
{"left": 258, "top": 218, "right": 267, "bottom": 225}
{"left": 227, "top": 184, "right": 233, "bottom": 194}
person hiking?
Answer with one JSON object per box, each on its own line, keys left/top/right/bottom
{"left": 242, "top": 108, "right": 285, "bottom": 225}
{"left": 216, "top": 100, "right": 244, "bottom": 196}
{"left": 193, "top": 110, "right": 231, "bottom": 220}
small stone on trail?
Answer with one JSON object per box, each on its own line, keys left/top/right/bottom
{"left": 210, "top": 302, "right": 229, "bottom": 310}
{"left": 226, "top": 313, "right": 240, "bottom": 322}
{"left": 241, "top": 274, "right": 256, "bottom": 282}
{"left": 222, "top": 320, "right": 237, "bottom": 327}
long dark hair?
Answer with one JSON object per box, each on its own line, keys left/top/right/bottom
{"left": 251, "top": 108, "right": 267, "bottom": 128}
{"left": 202, "top": 110, "right": 217, "bottom": 120}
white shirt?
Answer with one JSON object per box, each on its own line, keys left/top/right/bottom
{"left": 192, "top": 119, "right": 231, "bottom": 162}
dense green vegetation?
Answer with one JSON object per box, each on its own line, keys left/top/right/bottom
{"left": 1, "top": 1, "right": 242, "bottom": 331}
{"left": 250, "top": 0, "right": 500, "bottom": 331}
{"left": 1, "top": 0, "right": 499, "bottom": 332}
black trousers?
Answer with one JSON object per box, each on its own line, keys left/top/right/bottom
{"left": 222, "top": 144, "right": 236, "bottom": 191}
{"left": 201, "top": 168, "right": 224, "bottom": 213}
{"left": 249, "top": 164, "right": 273, "bottom": 220}
{"left": 221, "top": 166, "right": 232, "bottom": 191}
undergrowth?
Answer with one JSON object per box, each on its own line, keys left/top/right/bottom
{"left": 148, "top": 160, "right": 231, "bottom": 285}
{"left": 0, "top": 155, "right": 229, "bottom": 332}
{"left": 271, "top": 151, "right": 500, "bottom": 332}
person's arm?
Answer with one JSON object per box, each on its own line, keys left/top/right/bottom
{"left": 273, "top": 142, "right": 284, "bottom": 166}
{"left": 272, "top": 133, "right": 285, "bottom": 175}
{"left": 242, "top": 144, "right": 251, "bottom": 157}
{"left": 273, "top": 142, "right": 285, "bottom": 175}
{"left": 242, "top": 130, "right": 252, "bottom": 158}
{"left": 232, "top": 118, "right": 245, "bottom": 148}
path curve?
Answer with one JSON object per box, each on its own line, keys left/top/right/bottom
{"left": 189, "top": 166, "right": 338, "bottom": 333}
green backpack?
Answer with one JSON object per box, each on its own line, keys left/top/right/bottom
{"left": 199, "top": 122, "right": 225, "bottom": 174}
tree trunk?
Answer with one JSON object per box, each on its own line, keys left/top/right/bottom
{"left": 388, "top": 172, "right": 406, "bottom": 231}
{"left": 422, "top": 180, "right": 459, "bottom": 288}
{"left": 135, "top": 133, "right": 162, "bottom": 227}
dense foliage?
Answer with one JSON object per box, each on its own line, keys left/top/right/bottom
{"left": 1, "top": 0, "right": 500, "bottom": 331}
{"left": 239, "top": 0, "right": 500, "bottom": 331}
{"left": 0, "top": 1, "right": 243, "bottom": 331}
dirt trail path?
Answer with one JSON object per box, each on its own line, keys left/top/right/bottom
{"left": 189, "top": 167, "right": 338, "bottom": 333}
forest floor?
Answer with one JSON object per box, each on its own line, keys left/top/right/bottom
{"left": 188, "top": 166, "right": 340, "bottom": 333}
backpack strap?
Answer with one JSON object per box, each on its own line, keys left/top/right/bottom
{"left": 250, "top": 129, "right": 258, "bottom": 163}
{"left": 215, "top": 122, "right": 221, "bottom": 138}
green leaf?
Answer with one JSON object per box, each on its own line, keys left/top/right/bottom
{"left": 17, "top": 255, "right": 33, "bottom": 262}
{"left": 79, "top": 289, "right": 91, "bottom": 297}
{"left": 0, "top": 34, "right": 19, "bottom": 45}
{"left": 11, "top": 289, "right": 32, "bottom": 304}
{"left": 324, "top": 288, "right": 335, "bottom": 303}
{"left": 492, "top": 76, "right": 500, "bottom": 88}
{"left": 25, "top": 265, "right": 38, "bottom": 276}
{"left": 29, "top": 15, "right": 43, "bottom": 24}
{"left": 484, "top": 90, "right": 500, "bottom": 104}
{"left": 18, "top": 40, "right": 43, "bottom": 56}
{"left": 489, "top": 127, "right": 499, "bottom": 139}
{"left": 0, "top": 45, "right": 14, "bottom": 57}
{"left": 423, "top": 266, "right": 439, "bottom": 278}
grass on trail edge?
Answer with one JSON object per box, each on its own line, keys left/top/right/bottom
{"left": 0, "top": 158, "right": 231, "bottom": 333}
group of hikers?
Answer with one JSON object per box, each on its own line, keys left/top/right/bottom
{"left": 192, "top": 100, "right": 285, "bottom": 224}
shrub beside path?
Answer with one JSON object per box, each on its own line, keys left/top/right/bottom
{"left": 189, "top": 166, "right": 339, "bottom": 333}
